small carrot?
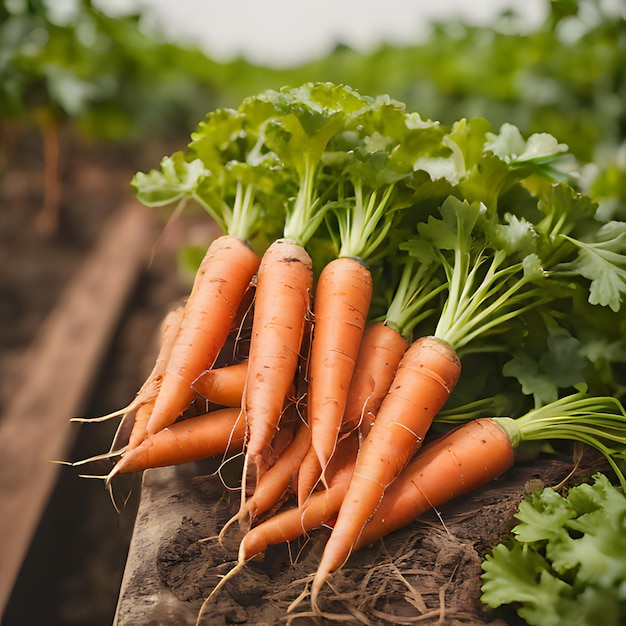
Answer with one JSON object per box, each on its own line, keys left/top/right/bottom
{"left": 107, "top": 407, "right": 245, "bottom": 479}
{"left": 146, "top": 235, "right": 260, "bottom": 436}
{"left": 310, "top": 335, "right": 461, "bottom": 606}
{"left": 241, "top": 238, "right": 313, "bottom": 486}
{"left": 245, "top": 419, "right": 311, "bottom": 523}
{"left": 192, "top": 361, "right": 248, "bottom": 408}
{"left": 201, "top": 434, "right": 359, "bottom": 614}
{"left": 307, "top": 256, "right": 372, "bottom": 483}
{"left": 341, "top": 321, "right": 409, "bottom": 437}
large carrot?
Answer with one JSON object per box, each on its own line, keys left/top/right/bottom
{"left": 107, "top": 407, "right": 245, "bottom": 479}
{"left": 310, "top": 335, "right": 461, "bottom": 606}
{"left": 192, "top": 361, "right": 248, "bottom": 408}
{"left": 241, "top": 238, "right": 313, "bottom": 485}
{"left": 355, "top": 392, "right": 626, "bottom": 550}
{"left": 146, "top": 235, "right": 260, "bottom": 436}
{"left": 354, "top": 418, "right": 513, "bottom": 549}
{"left": 307, "top": 257, "right": 372, "bottom": 482}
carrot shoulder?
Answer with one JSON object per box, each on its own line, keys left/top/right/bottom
{"left": 355, "top": 418, "right": 515, "bottom": 550}
{"left": 307, "top": 257, "right": 372, "bottom": 481}
{"left": 242, "top": 238, "right": 313, "bottom": 481}
{"left": 146, "top": 235, "right": 260, "bottom": 436}
{"left": 310, "top": 335, "right": 461, "bottom": 605}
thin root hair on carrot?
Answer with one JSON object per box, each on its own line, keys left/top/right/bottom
{"left": 195, "top": 561, "right": 245, "bottom": 625}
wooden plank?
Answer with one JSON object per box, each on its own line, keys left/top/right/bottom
{"left": 0, "top": 202, "right": 157, "bottom": 617}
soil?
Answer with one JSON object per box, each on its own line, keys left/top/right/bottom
{"left": 0, "top": 125, "right": 613, "bottom": 626}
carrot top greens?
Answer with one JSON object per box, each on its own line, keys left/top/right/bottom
{"left": 131, "top": 81, "right": 626, "bottom": 404}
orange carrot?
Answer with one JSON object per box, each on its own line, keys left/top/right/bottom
{"left": 146, "top": 235, "right": 260, "bottom": 436}
{"left": 297, "top": 322, "right": 407, "bottom": 505}
{"left": 307, "top": 257, "right": 372, "bottom": 482}
{"left": 241, "top": 238, "right": 313, "bottom": 484}
{"left": 354, "top": 418, "right": 514, "bottom": 550}
{"left": 240, "top": 436, "right": 357, "bottom": 563}
{"left": 244, "top": 420, "right": 311, "bottom": 522}
{"left": 192, "top": 361, "right": 248, "bottom": 408}
{"left": 296, "top": 441, "right": 323, "bottom": 506}
{"left": 108, "top": 407, "right": 245, "bottom": 479}
{"left": 341, "top": 321, "right": 408, "bottom": 437}
{"left": 310, "top": 335, "right": 461, "bottom": 605}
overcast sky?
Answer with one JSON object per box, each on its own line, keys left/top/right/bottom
{"left": 97, "top": 0, "right": 548, "bottom": 67}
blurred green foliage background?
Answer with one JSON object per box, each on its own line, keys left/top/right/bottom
{"left": 1, "top": 0, "right": 624, "bottom": 216}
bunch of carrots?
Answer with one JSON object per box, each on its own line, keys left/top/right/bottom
{"left": 73, "top": 83, "right": 626, "bottom": 620}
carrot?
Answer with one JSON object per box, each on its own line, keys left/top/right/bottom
{"left": 341, "top": 321, "right": 409, "bottom": 437}
{"left": 146, "top": 235, "right": 260, "bottom": 436}
{"left": 192, "top": 361, "right": 248, "bottom": 408}
{"left": 355, "top": 391, "right": 626, "bottom": 549}
{"left": 200, "top": 434, "right": 359, "bottom": 616}
{"left": 107, "top": 407, "right": 245, "bottom": 479}
{"left": 245, "top": 420, "right": 311, "bottom": 522}
{"left": 354, "top": 418, "right": 514, "bottom": 550}
{"left": 310, "top": 335, "right": 461, "bottom": 606}
{"left": 307, "top": 257, "right": 372, "bottom": 482}
{"left": 241, "top": 237, "right": 313, "bottom": 486}
{"left": 240, "top": 434, "right": 357, "bottom": 563}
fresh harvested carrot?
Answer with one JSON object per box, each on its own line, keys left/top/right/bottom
{"left": 108, "top": 407, "right": 245, "bottom": 479}
{"left": 297, "top": 322, "right": 407, "bottom": 504}
{"left": 310, "top": 335, "right": 461, "bottom": 606}
{"left": 307, "top": 257, "right": 372, "bottom": 482}
{"left": 354, "top": 418, "right": 513, "bottom": 550}
{"left": 192, "top": 361, "right": 248, "bottom": 408}
{"left": 241, "top": 238, "right": 313, "bottom": 485}
{"left": 355, "top": 392, "right": 626, "bottom": 549}
{"left": 342, "top": 321, "right": 409, "bottom": 437}
{"left": 146, "top": 235, "right": 260, "bottom": 436}
{"left": 240, "top": 434, "right": 357, "bottom": 563}
{"left": 296, "top": 441, "right": 323, "bottom": 506}
{"left": 245, "top": 420, "right": 311, "bottom": 522}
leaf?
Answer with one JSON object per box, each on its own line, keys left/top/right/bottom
{"left": 482, "top": 474, "right": 626, "bottom": 626}
{"left": 561, "top": 221, "right": 626, "bottom": 312}
{"left": 485, "top": 123, "right": 568, "bottom": 165}
{"left": 481, "top": 542, "right": 573, "bottom": 626}
{"left": 132, "top": 154, "right": 206, "bottom": 207}
{"left": 503, "top": 320, "right": 587, "bottom": 406}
